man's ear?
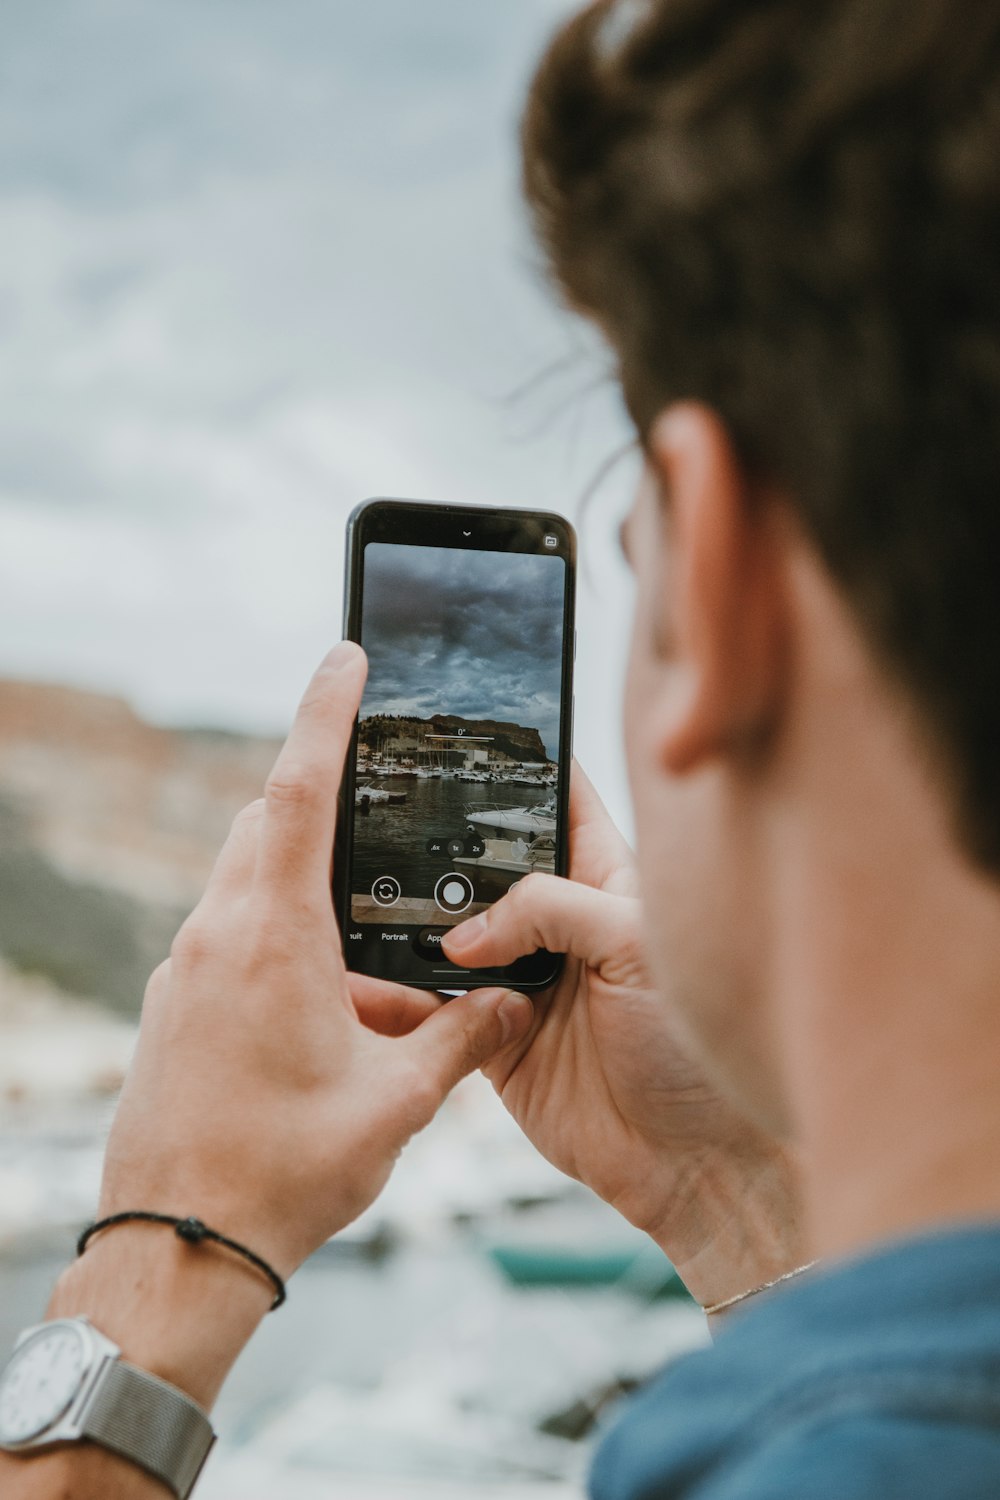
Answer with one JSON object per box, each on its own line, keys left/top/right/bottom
{"left": 646, "top": 402, "right": 787, "bottom": 775}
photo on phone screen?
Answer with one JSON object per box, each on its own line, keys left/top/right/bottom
{"left": 336, "top": 499, "right": 576, "bottom": 991}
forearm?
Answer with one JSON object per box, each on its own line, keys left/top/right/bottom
{"left": 0, "top": 1229, "right": 271, "bottom": 1499}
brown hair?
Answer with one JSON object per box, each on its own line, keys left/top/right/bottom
{"left": 522, "top": 0, "right": 1000, "bottom": 870}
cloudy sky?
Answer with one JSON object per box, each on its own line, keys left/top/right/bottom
{"left": 0, "top": 0, "right": 637, "bottom": 827}
{"left": 361, "top": 543, "right": 565, "bottom": 758}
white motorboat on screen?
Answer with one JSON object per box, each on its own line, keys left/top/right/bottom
{"left": 455, "top": 833, "right": 557, "bottom": 878}
{"left": 464, "top": 799, "right": 556, "bottom": 838}
{"left": 355, "top": 781, "right": 407, "bottom": 806}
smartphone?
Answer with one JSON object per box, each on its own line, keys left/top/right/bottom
{"left": 335, "top": 497, "right": 576, "bottom": 991}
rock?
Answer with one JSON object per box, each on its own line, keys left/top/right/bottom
{"left": 0, "top": 678, "right": 281, "bottom": 1015}
{"left": 360, "top": 713, "right": 549, "bottom": 766}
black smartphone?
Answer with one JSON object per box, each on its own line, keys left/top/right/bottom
{"left": 335, "top": 497, "right": 576, "bottom": 991}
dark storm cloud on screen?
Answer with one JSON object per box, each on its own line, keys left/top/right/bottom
{"left": 360, "top": 543, "right": 565, "bottom": 758}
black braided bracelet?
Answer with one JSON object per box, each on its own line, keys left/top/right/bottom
{"left": 77, "top": 1212, "right": 287, "bottom": 1311}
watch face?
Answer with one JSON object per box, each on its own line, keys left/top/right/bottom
{"left": 0, "top": 1322, "right": 87, "bottom": 1445}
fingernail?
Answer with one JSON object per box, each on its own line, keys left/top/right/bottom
{"left": 444, "top": 914, "right": 486, "bottom": 953}
{"left": 497, "top": 991, "right": 533, "bottom": 1045}
{"left": 323, "top": 640, "right": 361, "bottom": 670}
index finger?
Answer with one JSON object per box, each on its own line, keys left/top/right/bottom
{"left": 569, "top": 759, "right": 624, "bottom": 838}
{"left": 347, "top": 973, "right": 446, "bottom": 1036}
{"left": 257, "top": 641, "right": 368, "bottom": 894}
{"left": 568, "top": 760, "right": 638, "bottom": 896}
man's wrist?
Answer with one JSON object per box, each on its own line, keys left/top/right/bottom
{"left": 47, "top": 1220, "right": 272, "bottom": 1410}
{"left": 638, "top": 1142, "right": 810, "bottom": 1310}
{"left": 0, "top": 1230, "right": 269, "bottom": 1499}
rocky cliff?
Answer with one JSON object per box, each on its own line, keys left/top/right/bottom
{"left": 0, "top": 679, "right": 281, "bottom": 1014}
{"left": 359, "top": 713, "right": 550, "bottom": 765}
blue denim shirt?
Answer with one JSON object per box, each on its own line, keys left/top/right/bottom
{"left": 590, "top": 1223, "right": 1000, "bottom": 1499}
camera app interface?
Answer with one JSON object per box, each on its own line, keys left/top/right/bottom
{"left": 347, "top": 542, "right": 567, "bottom": 965}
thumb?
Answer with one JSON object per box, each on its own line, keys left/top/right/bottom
{"left": 396, "top": 988, "right": 534, "bottom": 1107}
{"left": 443, "top": 873, "right": 634, "bottom": 972}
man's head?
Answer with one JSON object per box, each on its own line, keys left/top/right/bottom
{"left": 522, "top": 0, "right": 1000, "bottom": 1125}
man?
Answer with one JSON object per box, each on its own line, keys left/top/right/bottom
{"left": 5, "top": 0, "right": 1000, "bottom": 1494}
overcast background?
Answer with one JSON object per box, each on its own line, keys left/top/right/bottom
{"left": 0, "top": 0, "right": 638, "bottom": 830}
{"left": 361, "top": 543, "right": 565, "bottom": 758}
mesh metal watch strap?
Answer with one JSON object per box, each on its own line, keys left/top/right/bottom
{"left": 82, "top": 1359, "right": 215, "bottom": 1499}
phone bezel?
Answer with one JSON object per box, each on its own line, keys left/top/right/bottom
{"left": 334, "top": 496, "right": 576, "bottom": 992}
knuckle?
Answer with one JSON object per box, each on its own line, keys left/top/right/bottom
{"left": 142, "top": 958, "right": 172, "bottom": 1009}
{"left": 508, "top": 871, "right": 545, "bottom": 916}
{"left": 517, "top": 871, "right": 546, "bottom": 900}
{"left": 505, "top": 875, "right": 530, "bottom": 912}
{"left": 265, "top": 766, "right": 317, "bottom": 810}
{"left": 394, "top": 1061, "right": 441, "bottom": 1132}
{"left": 170, "top": 913, "right": 216, "bottom": 969}
{"left": 232, "top": 797, "right": 266, "bottom": 831}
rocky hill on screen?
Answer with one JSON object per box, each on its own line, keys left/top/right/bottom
{"left": 359, "top": 713, "right": 549, "bottom": 765}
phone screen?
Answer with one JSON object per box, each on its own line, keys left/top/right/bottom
{"left": 338, "top": 500, "right": 575, "bottom": 991}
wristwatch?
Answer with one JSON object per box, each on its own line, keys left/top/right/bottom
{"left": 0, "top": 1316, "right": 215, "bottom": 1498}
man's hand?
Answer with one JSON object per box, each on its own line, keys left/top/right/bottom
{"left": 3, "top": 643, "right": 534, "bottom": 1500}
{"left": 100, "top": 641, "right": 532, "bottom": 1276}
{"left": 438, "top": 765, "right": 807, "bottom": 1308}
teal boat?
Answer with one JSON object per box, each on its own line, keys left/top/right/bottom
{"left": 480, "top": 1200, "right": 690, "bottom": 1299}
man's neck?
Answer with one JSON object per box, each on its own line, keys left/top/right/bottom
{"left": 771, "top": 736, "right": 1000, "bottom": 1265}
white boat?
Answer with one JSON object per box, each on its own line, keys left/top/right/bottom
{"left": 356, "top": 782, "right": 391, "bottom": 804}
{"left": 356, "top": 781, "right": 407, "bottom": 806}
{"left": 465, "top": 800, "right": 556, "bottom": 837}
{"left": 455, "top": 834, "right": 556, "bottom": 877}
